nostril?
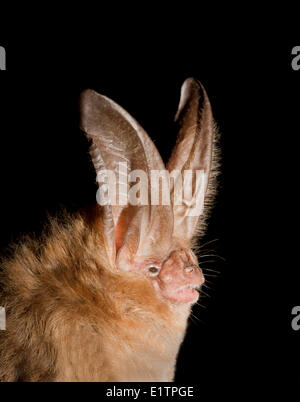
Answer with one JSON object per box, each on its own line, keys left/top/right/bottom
{"left": 184, "top": 266, "right": 195, "bottom": 274}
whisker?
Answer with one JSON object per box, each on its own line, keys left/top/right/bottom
{"left": 190, "top": 313, "right": 201, "bottom": 322}
{"left": 189, "top": 312, "right": 205, "bottom": 326}
{"left": 202, "top": 283, "right": 215, "bottom": 291}
{"left": 200, "top": 260, "right": 218, "bottom": 264}
{"left": 198, "top": 239, "right": 219, "bottom": 249}
{"left": 202, "top": 268, "right": 221, "bottom": 273}
{"left": 188, "top": 315, "right": 198, "bottom": 326}
{"left": 197, "top": 248, "right": 219, "bottom": 254}
{"left": 198, "top": 255, "right": 222, "bottom": 260}
{"left": 203, "top": 278, "right": 216, "bottom": 285}
{"left": 200, "top": 289, "right": 211, "bottom": 298}
{"left": 195, "top": 301, "right": 207, "bottom": 309}
{"left": 198, "top": 254, "right": 225, "bottom": 261}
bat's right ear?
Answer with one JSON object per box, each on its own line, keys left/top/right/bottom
{"left": 167, "top": 78, "right": 215, "bottom": 246}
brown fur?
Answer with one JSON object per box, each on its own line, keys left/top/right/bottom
{"left": 0, "top": 209, "right": 190, "bottom": 381}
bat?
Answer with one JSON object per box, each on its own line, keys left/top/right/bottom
{"left": 0, "top": 78, "right": 218, "bottom": 381}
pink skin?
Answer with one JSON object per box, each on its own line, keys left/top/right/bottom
{"left": 149, "top": 249, "right": 205, "bottom": 304}
{"left": 122, "top": 248, "right": 205, "bottom": 304}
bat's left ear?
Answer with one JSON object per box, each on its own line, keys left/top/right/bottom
{"left": 79, "top": 89, "right": 173, "bottom": 269}
{"left": 167, "top": 78, "right": 216, "bottom": 246}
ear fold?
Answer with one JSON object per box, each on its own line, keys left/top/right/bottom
{"left": 167, "top": 78, "right": 215, "bottom": 246}
{"left": 79, "top": 89, "right": 173, "bottom": 268}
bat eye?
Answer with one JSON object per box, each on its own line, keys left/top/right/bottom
{"left": 148, "top": 266, "right": 159, "bottom": 276}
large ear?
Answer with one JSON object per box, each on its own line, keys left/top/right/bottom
{"left": 79, "top": 90, "right": 173, "bottom": 269}
{"left": 167, "top": 78, "right": 215, "bottom": 246}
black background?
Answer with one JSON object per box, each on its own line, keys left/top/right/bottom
{"left": 0, "top": 22, "right": 298, "bottom": 397}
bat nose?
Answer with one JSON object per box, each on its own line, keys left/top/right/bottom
{"left": 184, "top": 265, "right": 205, "bottom": 284}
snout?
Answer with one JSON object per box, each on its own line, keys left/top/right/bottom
{"left": 158, "top": 263, "right": 205, "bottom": 304}
{"left": 159, "top": 263, "right": 205, "bottom": 287}
{"left": 183, "top": 265, "right": 205, "bottom": 287}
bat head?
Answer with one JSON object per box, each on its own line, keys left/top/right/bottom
{"left": 80, "top": 78, "right": 216, "bottom": 305}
